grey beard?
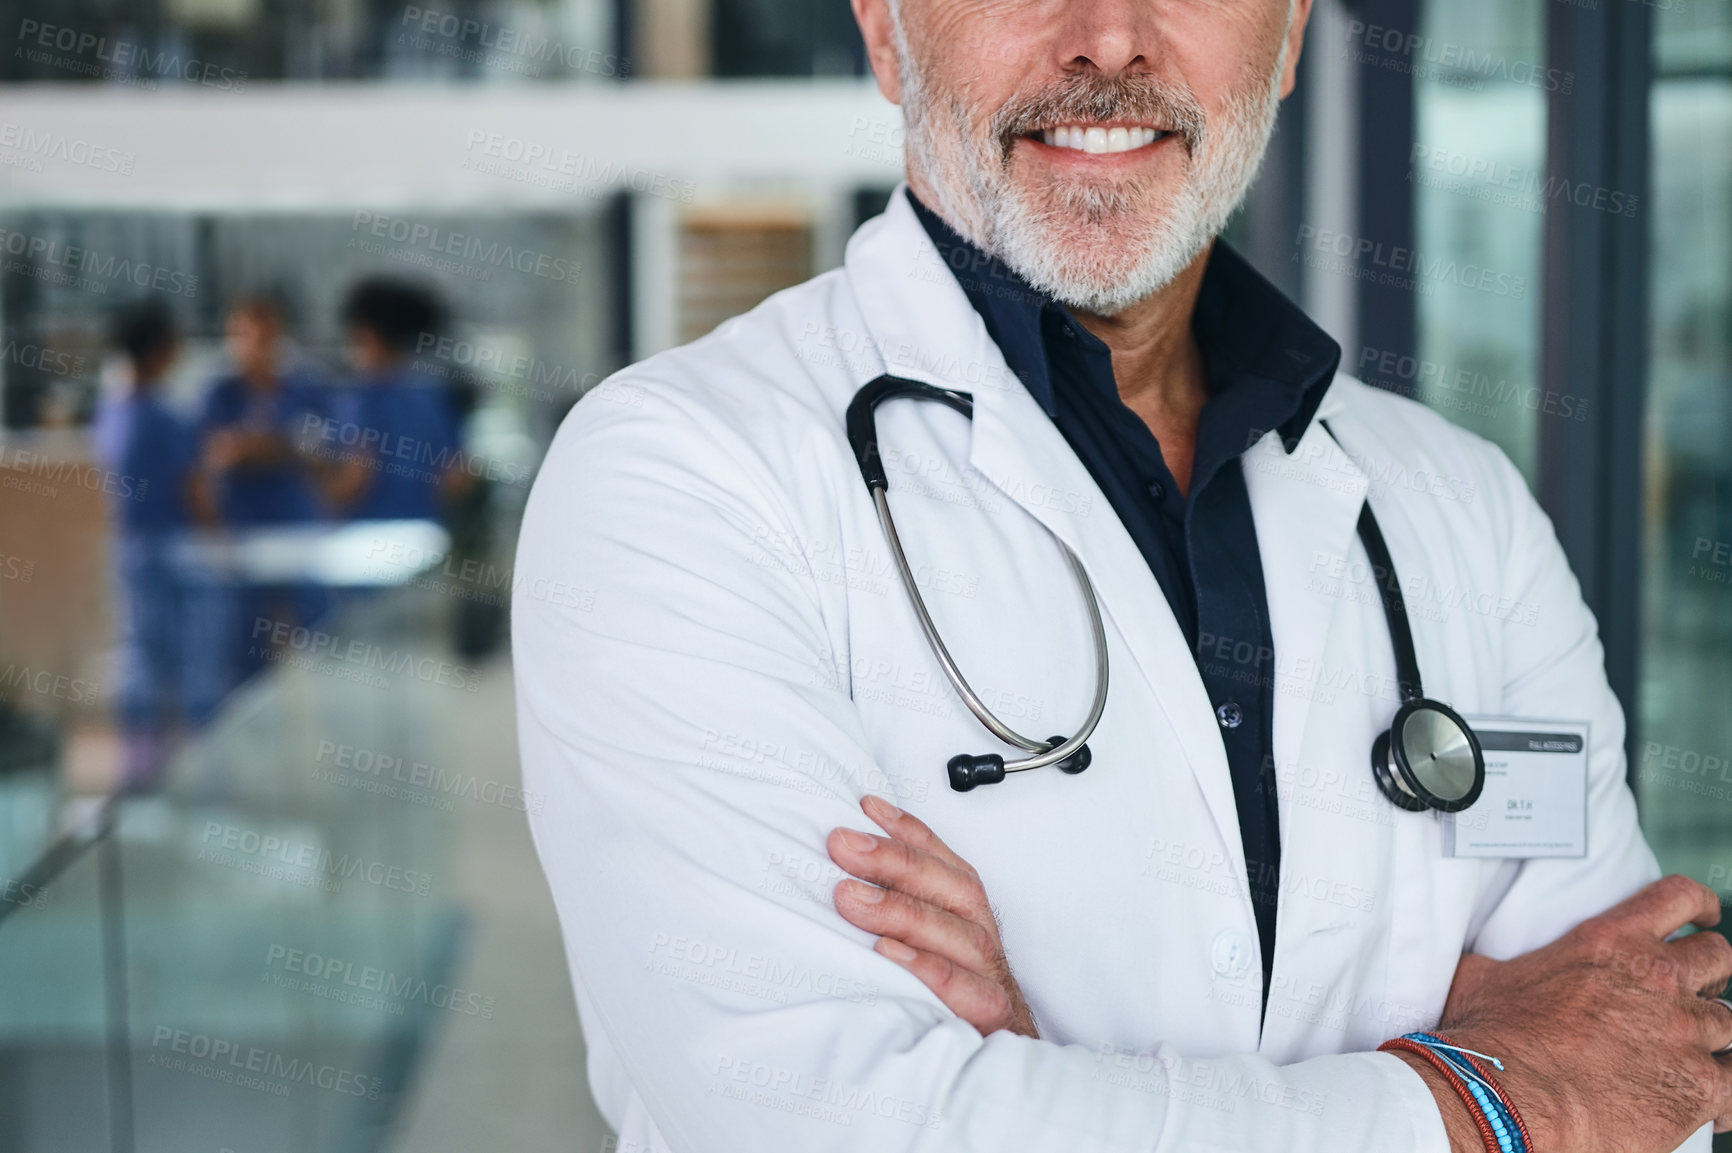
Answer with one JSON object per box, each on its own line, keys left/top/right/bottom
{"left": 895, "top": 27, "right": 1287, "bottom": 315}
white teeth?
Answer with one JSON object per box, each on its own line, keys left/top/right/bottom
{"left": 1040, "top": 125, "right": 1164, "bottom": 154}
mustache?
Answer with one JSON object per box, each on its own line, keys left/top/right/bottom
{"left": 989, "top": 72, "right": 1207, "bottom": 165}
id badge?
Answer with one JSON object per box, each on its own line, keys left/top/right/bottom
{"left": 1443, "top": 717, "right": 1589, "bottom": 859}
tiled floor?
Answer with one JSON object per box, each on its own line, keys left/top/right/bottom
{"left": 383, "top": 653, "right": 613, "bottom": 1153}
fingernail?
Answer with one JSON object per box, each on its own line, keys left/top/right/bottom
{"left": 839, "top": 828, "right": 877, "bottom": 852}
{"left": 848, "top": 881, "right": 885, "bottom": 904}
{"left": 877, "top": 937, "right": 917, "bottom": 963}
{"left": 864, "top": 795, "right": 902, "bottom": 819}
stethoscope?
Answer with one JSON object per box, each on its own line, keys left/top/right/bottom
{"left": 846, "top": 373, "right": 1486, "bottom": 812}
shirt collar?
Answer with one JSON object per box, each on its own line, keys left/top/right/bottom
{"left": 906, "top": 188, "right": 1340, "bottom": 455}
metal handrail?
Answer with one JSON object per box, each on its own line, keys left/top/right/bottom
{"left": 0, "top": 789, "right": 120, "bottom": 931}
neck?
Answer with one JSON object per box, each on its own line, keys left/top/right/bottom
{"left": 1071, "top": 243, "right": 1213, "bottom": 495}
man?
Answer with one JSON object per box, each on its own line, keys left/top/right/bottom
{"left": 320, "top": 278, "right": 471, "bottom": 522}
{"left": 513, "top": 1, "right": 1732, "bottom": 1150}
{"left": 195, "top": 294, "right": 328, "bottom": 528}
{"left": 193, "top": 293, "right": 331, "bottom": 691}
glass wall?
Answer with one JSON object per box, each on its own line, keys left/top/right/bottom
{"left": 1637, "top": 0, "right": 1732, "bottom": 903}
{"left": 711, "top": 0, "right": 865, "bottom": 76}
{"left": 1409, "top": 0, "right": 1549, "bottom": 481}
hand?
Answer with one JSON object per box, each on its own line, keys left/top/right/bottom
{"left": 828, "top": 795, "right": 1038, "bottom": 1039}
{"left": 1414, "top": 875, "right": 1732, "bottom": 1153}
{"left": 204, "top": 428, "right": 285, "bottom": 472}
{"left": 202, "top": 429, "right": 246, "bottom": 473}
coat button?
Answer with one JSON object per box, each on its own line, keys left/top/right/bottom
{"left": 1215, "top": 701, "right": 1243, "bottom": 729}
{"left": 1211, "top": 929, "right": 1254, "bottom": 978}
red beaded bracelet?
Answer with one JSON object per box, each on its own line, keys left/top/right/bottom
{"left": 1378, "top": 1036, "right": 1504, "bottom": 1153}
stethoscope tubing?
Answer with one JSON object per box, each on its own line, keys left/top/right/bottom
{"left": 871, "top": 486, "right": 1110, "bottom": 772}
{"left": 850, "top": 375, "right": 1481, "bottom": 807}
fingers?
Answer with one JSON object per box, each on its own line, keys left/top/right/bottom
{"left": 1687, "top": 996, "right": 1732, "bottom": 1056}
{"left": 832, "top": 877, "right": 999, "bottom": 971}
{"left": 859, "top": 794, "right": 976, "bottom": 876}
{"left": 1671, "top": 931, "right": 1732, "bottom": 998}
{"left": 826, "top": 822, "right": 987, "bottom": 924}
{"left": 1709, "top": 1045, "right": 1732, "bottom": 1133}
{"left": 872, "top": 936, "right": 1016, "bottom": 1036}
{"left": 1606, "top": 874, "right": 1724, "bottom": 940}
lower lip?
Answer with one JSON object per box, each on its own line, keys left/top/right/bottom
{"left": 1019, "top": 133, "right": 1178, "bottom": 167}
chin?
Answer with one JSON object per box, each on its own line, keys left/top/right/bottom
{"left": 991, "top": 185, "right": 1207, "bottom": 315}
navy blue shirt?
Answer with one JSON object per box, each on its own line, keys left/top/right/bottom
{"left": 910, "top": 191, "right": 1340, "bottom": 1008}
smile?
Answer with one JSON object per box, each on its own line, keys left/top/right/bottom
{"left": 1036, "top": 125, "right": 1170, "bottom": 155}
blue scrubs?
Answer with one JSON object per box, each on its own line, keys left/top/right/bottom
{"left": 197, "top": 371, "right": 330, "bottom": 525}
{"left": 329, "top": 369, "right": 464, "bottom": 521}
{"left": 196, "top": 370, "right": 333, "bottom": 689}
{"left": 91, "top": 392, "right": 220, "bottom": 770}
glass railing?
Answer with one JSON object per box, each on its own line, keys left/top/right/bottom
{"left": 0, "top": 524, "right": 482, "bottom": 1153}
{"left": 0, "top": 805, "right": 113, "bottom": 1153}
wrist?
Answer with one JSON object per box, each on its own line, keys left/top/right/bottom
{"left": 1387, "top": 1048, "right": 1496, "bottom": 1153}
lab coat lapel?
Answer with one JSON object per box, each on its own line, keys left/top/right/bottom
{"left": 1239, "top": 392, "right": 1370, "bottom": 835}
{"left": 842, "top": 186, "right": 1250, "bottom": 882}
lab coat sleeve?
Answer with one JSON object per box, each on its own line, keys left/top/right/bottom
{"left": 514, "top": 379, "right": 1454, "bottom": 1153}
{"left": 1465, "top": 445, "right": 1661, "bottom": 955}
{"left": 1463, "top": 449, "right": 1711, "bottom": 1153}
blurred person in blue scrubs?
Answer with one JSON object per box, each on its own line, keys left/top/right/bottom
{"left": 193, "top": 294, "right": 328, "bottom": 525}
{"left": 92, "top": 300, "right": 209, "bottom": 788}
{"left": 322, "top": 278, "right": 507, "bottom": 657}
{"left": 321, "top": 278, "right": 474, "bottom": 522}
{"left": 192, "top": 293, "right": 332, "bottom": 692}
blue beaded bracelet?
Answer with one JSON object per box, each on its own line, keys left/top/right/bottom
{"left": 1399, "top": 1033, "right": 1528, "bottom": 1153}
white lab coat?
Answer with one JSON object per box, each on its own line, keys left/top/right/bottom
{"left": 514, "top": 186, "right": 1701, "bottom": 1153}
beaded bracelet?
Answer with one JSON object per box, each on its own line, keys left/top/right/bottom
{"left": 1378, "top": 1033, "right": 1531, "bottom": 1153}
{"left": 1409, "top": 1032, "right": 1534, "bottom": 1153}
{"left": 1379, "top": 1037, "right": 1505, "bottom": 1153}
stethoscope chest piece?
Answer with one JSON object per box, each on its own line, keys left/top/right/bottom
{"left": 1372, "top": 697, "right": 1485, "bottom": 813}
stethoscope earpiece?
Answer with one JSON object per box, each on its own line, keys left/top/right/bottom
{"left": 947, "top": 754, "right": 1007, "bottom": 793}
{"left": 1050, "top": 737, "right": 1091, "bottom": 775}
{"left": 949, "top": 739, "right": 1091, "bottom": 792}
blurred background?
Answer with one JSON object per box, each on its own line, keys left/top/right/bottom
{"left": 0, "top": 0, "right": 1726, "bottom": 1150}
